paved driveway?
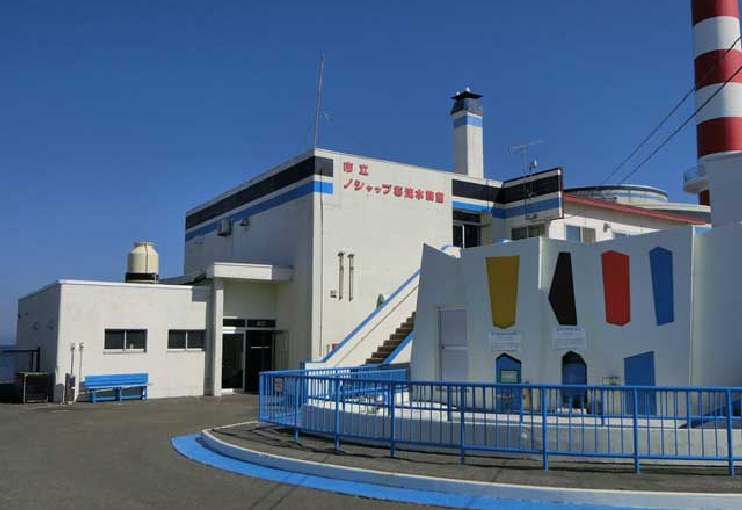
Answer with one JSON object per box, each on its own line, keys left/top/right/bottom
{"left": 0, "top": 394, "right": 442, "bottom": 510}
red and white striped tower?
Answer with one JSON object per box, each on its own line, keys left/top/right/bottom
{"left": 688, "top": 0, "right": 742, "bottom": 205}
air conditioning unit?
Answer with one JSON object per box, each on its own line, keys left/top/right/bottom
{"left": 217, "top": 219, "right": 232, "bottom": 237}
{"left": 238, "top": 217, "right": 250, "bottom": 227}
{"left": 526, "top": 213, "right": 538, "bottom": 220}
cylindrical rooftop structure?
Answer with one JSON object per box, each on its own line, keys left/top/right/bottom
{"left": 125, "top": 242, "right": 159, "bottom": 284}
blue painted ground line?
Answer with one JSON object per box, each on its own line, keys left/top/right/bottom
{"left": 170, "top": 433, "right": 696, "bottom": 510}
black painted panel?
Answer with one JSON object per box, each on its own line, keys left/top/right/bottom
{"left": 548, "top": 252, "right": 578, "bottom": 326}
{"left": 186, "top": 155, "right": 334, "bottom": 229}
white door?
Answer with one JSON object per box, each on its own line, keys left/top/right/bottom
{"left": 439, "top": 308, "right": 468, "bottom": 382}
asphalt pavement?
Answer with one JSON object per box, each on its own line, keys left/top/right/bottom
{"left": 0, "top": 394, "right": 443, "bottom": 510}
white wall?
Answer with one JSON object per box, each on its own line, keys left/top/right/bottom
{"left": 57, "top": 281, "right": 209, "bottom": 399}
{"left": 184, "top": 154, "right": 319, "bottom": 365}
{"left": 412, "top": 227, "right": 698, "bottom": 387}
{"left": 691, "top": 224, "right": 742, "bottom": 386}
{"left": 549, "top": 205, "right": 690, "bottom": 242}
{"left": 315, "top": 150, "right": 453, "bottom": 361}
{"left": 411, "top": 245, "right": 465, "bottom": 380}
{"left": 707, "top": 152, "right": 742, "bottom": 227}
{"left": 16, "top": 284, "right": 61, "bottom": 395}
{"left": 460, "top": 237, "right": 544, "bottom": 384}
{"left": 222, "top": 280, "right": 277, "bottom": 319}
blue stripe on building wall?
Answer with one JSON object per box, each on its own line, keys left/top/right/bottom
{"left": 451, "top": 201, "right": 492, "bottom": 213}
{"left": 452, "top": 197, "right": 562, "bottom": 219}
{"left": 504, "top": 197, "right": 562, "bottom": 218}
{"left": 453, "top": 115, "right": 483, "bottom": 128}
{"left": 649, "top": 247, "right": 674, "bottom": 326}
{"left": 185, "top": 180, "right": 333, "bottom": 241}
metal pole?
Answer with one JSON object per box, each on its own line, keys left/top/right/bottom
{"left": 294, "top": 378, "right": 300, "bottom": 443}
{"left": 541, "top": 387, "right": 549, "bottom": 471}
{"left": 313, "top": 53, "right": 325, "bottom": 149}
{"left": 460, "top": 386, "right": 466, "bottom": 465}
{"left": 390, "top": 381, "right": 396, "bottom": 458}
{"left": 633, "top": 388, "right": 641, "bottom": 474}
{"left": 334, "top": 379, "right": 341, "bottom": 452}
{"left": 727, "top": 389, "right": 735, "bottom": 476}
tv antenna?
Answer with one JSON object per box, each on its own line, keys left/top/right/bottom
{"left": 506, "top": 139, "right": 543, "bottom": 175}
{"left": 313, "top": 53, "right": 325, "bottom": 149}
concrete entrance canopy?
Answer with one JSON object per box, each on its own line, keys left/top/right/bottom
{"left": 207, "top": 263, "right": 293, "bottom": 397}
{"left": 207, "top": 262, "right": 294, "bottom": 282}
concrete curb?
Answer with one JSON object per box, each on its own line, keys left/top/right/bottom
{"left": 200, "top": 428, "right": 742, "bottom": 510}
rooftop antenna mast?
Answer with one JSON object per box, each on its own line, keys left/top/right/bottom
{"left": 506, "top": 139, "right": 543, "bottom": 175}
{"left": 313, "top": 53, "right": 325, "bottom": 149}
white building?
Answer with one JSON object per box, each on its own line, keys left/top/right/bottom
{"left": 14, "top": 90, "right": 706, "bottom": 401}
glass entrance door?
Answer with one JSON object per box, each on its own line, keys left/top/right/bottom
{"left": 244, "top": 331, "right": 274, "bottom": 393}
{"left": 221, "top": 333, "right": 244, "bottom": 390}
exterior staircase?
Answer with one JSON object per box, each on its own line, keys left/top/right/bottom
{"left": 366, "top": 312, "right": 415, "bottom": 365}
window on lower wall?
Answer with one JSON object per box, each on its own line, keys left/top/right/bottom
{"left": 168, "top": 330, "right": 206, "bottom": 350}
{"left": 511, "top": 224, "right": 545, "bottom": 241}
{"left": 565, "top": 225, "right": 596, "bottom": 243}
{"left": 104, "top": 329, "right": 147, "bottom": 352}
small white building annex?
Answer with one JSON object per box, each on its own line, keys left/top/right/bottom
{"left": 13, "top": 90, "right": 707, "bottom": 401}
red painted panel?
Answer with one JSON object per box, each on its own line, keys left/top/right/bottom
{"left": 692, "top": 0, "right": 739, "bottom": 25}
{"left": 694, "top": 50, "right": 742, "bottom": 88}
{"left": 601, "top": 250, "right": 631, "bottom": 327}
{"left": 697, "top": 117, "right": 742, "bottom": 157}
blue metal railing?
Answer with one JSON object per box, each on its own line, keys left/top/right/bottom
{"left": 259, "top": 369, "right": 742, "bottom": 476}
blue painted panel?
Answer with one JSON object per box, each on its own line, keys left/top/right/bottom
{"left": 649, "top": 247, "right": 674, "bottom": 326}
{"left": 623, "top": 352, "right": 656, "bottom": 415}
{"left": 562, "top": 362, "right": 587, "bottom": 408}
{"left": 495, "top": 355, "right": 521, "bottom": 412}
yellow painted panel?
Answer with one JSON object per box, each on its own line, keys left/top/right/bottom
{"left": 485, "top": 256, "right": 520, "bottom": 329}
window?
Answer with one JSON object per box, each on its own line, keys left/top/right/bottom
{"left": 168, "top": 330, "right": 206, "bottom": 350}
{"left": 105, "top": 329, "right": 147, "bottom": 352}
{"left": 453, "top": 211, "right": 483, "bottom": 248}
{"left": 565, "top": 225, "right": 596, "bottom": 243}
{"left": 511, "top": 224, "right": 545, "bottom": 241}
{"left": 613, "top": 231, "right": 629, "bottom": 239}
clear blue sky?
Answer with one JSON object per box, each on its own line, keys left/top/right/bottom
{"left": 0, "top": 1, "right": 708, "bottom": 341}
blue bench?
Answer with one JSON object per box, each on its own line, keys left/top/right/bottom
{"left": 84, "top": 373, "right": 149, "bottom": 403}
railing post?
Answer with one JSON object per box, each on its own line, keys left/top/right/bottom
{"left": 519, "top": 384, "right": 524, "bottom": 424}
{"left": 633, "top": 387, "right": 640, "bottom": 474}
{"left": 541, "top": 387, "right": 548, "bottom": 471}
{"left": 258, "top": 374, "right": 264, "bottom": 421}
{"left": 447, "top": 386, "right": 452, "bottom": 422}
{"left": 334, "top": 379, "right": 341, "bottom": 452}
{"left": 460, "top": 386, "right": 466, "bottom": 465}
{"left": 294, "top": 377, "right": 300, "bottom": 443}
{"left": 600, "top": 388, "right": 606, "bottom": 427}
{"left": 727, "top": 389, "right": 735, "bottom": 477}
{"left": 389, "top": 381, "right": 396, "bottom": 458}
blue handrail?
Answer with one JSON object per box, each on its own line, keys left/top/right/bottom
{"left": 259, "top": 369, "right": 742, "bottom": 476}
{"left": 318, "top": 244, "right": 453, "bottom": 363}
